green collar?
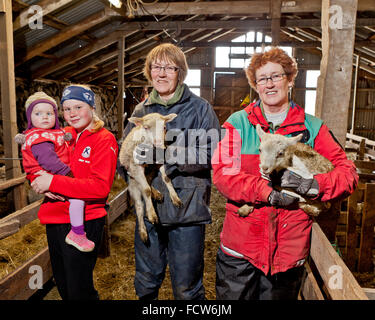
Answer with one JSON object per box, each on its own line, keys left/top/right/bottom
{"left": 149, "top": 84, "right": 185, "bottom": 108}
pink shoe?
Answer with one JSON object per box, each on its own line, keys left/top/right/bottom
{"left": 65, "top": 230, "right": 95, "bottom": 252}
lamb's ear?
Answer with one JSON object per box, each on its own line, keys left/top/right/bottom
{"left": 256, "top": 124, "right": 265, "bottom": 138}
{"left": 289, "top": 133, "right": 303, "bottom": 145}
{"left": 164, "top": 113, "right": 177, "bottom": 123}
{"left": 128, "top": 117, "right": 143, "bottom": 126}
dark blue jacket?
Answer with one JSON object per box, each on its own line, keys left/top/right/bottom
{"left": 120, "top": 85, "right": 221, "bottom": 226}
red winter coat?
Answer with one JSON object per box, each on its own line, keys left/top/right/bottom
{"left": 37, "top": 126, "right": 118, "bottom": 224}
{"left": 22, "top": 128, "right": 70, "bottom": 182}
{"left": 212, "top": 101, "right": 358, "bottom": 275}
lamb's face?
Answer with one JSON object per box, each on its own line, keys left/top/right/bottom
{"left": 256, "top": 124, "right": 302, "bottom": 175}
{"left": 258, "top": 134, "right": 290, "bottom": 174}
{"left": 130, "top": 113, "right": 177, "bottom": 149}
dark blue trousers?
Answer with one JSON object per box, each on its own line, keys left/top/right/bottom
{"left": 134, "top": 219, "right": 206, "bottom": 300}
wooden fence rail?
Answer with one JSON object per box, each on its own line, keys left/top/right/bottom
{"left": 0, "top": 188, "right": 128, "bottom": 300}
{"left": 301, "top": 223, "right": 369, "bottom": 300}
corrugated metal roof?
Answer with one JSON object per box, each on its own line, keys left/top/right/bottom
{"left": 55, "top": 0, "right": 105, "bottom": 25}
{"left": 15, "top": 25, "right": 59, "bottom": 48}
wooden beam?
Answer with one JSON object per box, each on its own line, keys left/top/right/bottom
{"left": 310, "top": 223, "right": 368, "bottom": 300}
{"left": 117, "top": 36, "right": 125, "bottom": 140}
{"left": 0, "top": 0, "right": 27, "bottom": 210}
{"left": 271, "top": 0, "right": 281, "bottom": 46}
{"left": 0, "top": 174, "right": 26, "bottom": 191}
{"left": 16, "top": 8, "right": 119, "bottom": 66}
{"left": 121, "top": 0, "right": 374, "bottom": 16}
{"left": 13, "top": 0, "right": 75, "bottom": 31}
{"left": 31, "top": 30, "right": 133, "bottom": 79}
{"left": 116, "top": 18, "right": 375, "bottom": 31}
{"left": 0, "top": 247, "right": 52, "bottom": 300}
{"left": 315, "top": 0, "right": 358, "bottom": 147}
{"left": 358, "top": 183, "right": 375, "bottom": 272}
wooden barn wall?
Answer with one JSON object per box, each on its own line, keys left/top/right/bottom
{"left": 187, "top": 48, "right": 215, "bottom": 104}
{"left": 348, "top": 73, "right": 375, "bottom": 141}
{"left": 292, "top": 48, "right": 321, "bottom": 108}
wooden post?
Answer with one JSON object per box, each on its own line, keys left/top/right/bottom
{"left": 345, "top": 185, "right": 363, "bottom": 270}
{"left": 117, "top": 36, "right": 125, "bottom": 140}
{"left": 358, "top": 183, "right": 375, "bottom": 272}
{"left": 0, "top": 0, "right": 27, "bottom": 210}
{"left": 315, "top": 0, "right": 358, "bottom": 147}
{"left": 271, "top": 0, "right": 281, "bottom": 46}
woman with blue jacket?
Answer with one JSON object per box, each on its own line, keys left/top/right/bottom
{"left": 118, "top": 43, "right": 221, "bottom": 300}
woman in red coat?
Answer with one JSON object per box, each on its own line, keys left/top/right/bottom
{"left": 31, "top": 84, "right": 118, "bottom": 300}
{"left": 212, "top": 47, "right": 358, "bottom": 300}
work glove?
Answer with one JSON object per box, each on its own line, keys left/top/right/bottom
{"left": 133, "top": 143, "right": 165, "bottom": 165}
{"left": 268, "top": 190, "right": 299, "bottom": 207}
{"left": 280, "top": 169, "right": 319, "bottom": 198}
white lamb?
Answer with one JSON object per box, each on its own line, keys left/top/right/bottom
{"left": 237, "top": 124, "right": 333, "bottom": 217}
{"left": 119, "top": 113, "right": 182, "bottom": 242}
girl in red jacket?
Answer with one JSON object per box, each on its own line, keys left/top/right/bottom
{"left": 20, "top": 92, "right": 94, "bottom": 252}
{"left": 31, "top": 85, "right": 118, "bottom": 300}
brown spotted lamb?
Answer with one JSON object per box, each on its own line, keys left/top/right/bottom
{"left": 237, "top": 124, "right": 333, "bottom": 217}
{"left": 119, "top": 113, "right": 182, "bottom": 242}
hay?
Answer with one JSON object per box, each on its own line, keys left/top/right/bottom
{"left": 93, "top": 184, "right": 226, "bottom": 300}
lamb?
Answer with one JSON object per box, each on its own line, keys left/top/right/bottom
{"left": 119, "top": 112, "right": 182, "bottom": 242}
{"left": 236, "top": 124, "right": 334, "bottom": 217}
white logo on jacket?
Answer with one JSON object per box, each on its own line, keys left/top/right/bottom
{"left": 82, "top": 146, "right": 91, "bottom": 158}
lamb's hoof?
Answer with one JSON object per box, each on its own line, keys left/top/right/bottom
{"left": 140, "top": 229, "right": 148, "bottom": 243}
{"left": 151, "top": 187, "right": 163, "bottom": 201}
{"left": 171, "top": 196, "right": 183, "bottom": 208}
{"left": 237, "top": 205, "right": 254, "bottom": 217}
{"left": 147, "top": 210, "right": 159, "bottom": 224}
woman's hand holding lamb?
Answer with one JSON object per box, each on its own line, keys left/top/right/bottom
{"left": 268, "top": 189, "right": 299, "bottom": 207}
{"left": 280, "top": 169, "right": 319, "bottom": 198}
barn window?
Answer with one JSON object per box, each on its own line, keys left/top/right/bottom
{"left": 185, "top": 69, "right": 201, "bottom": 96}
{"left": 215, "top": 32, "right": 292, "bottom": 69}
{"left": 305, "top": 70, "right": 320, "bottom": 115}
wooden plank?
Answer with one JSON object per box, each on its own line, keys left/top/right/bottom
{"left": 0, "top": 175, "right": 26, "bottom": 191}
{"left": 301, "top": 262, "right": 325, "bottom": 300}
{"left": 345, "top": 188, "right": 361, "bottom": 270}
{"left": 0, "top": 0, "right": 27, "bottom": 210}
{"left": 271, "top": 0, "right": 281, "bottom": 46}
{"left": 358, "top": 183, "right": 375, "bottom": 272}
{"left": 354, "top": 160, "right": 375, "bottom": 171}
{"left": 315, "top": 0, "right": 358, "bottom": 147}
{"left": 363, "top": 288, "right": 375, "bottom": 300}
{"left": 310, "top": 223, "right": 369, "bottom": 300}
{"left": 0, "top": 220, "right": 20, "bottom": 240}
{"left": 0, "top": 199, "right": 42, "bottom": 229}
{"left": 0, "top": 0, "right": 5, "bottom": 12}
{"left": 117, "top": 36, "right": 125, "bottom": 140}
{"left": 0, "top": 247, "right": 52, "bottom": 300}
{"left": 108, "top": 189, "right": 128, "bottom": 225}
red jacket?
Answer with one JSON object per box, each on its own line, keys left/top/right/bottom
{"left": 37, "top": 126, "right": 118, "bottom": 224}
{"left": 212, "top": 101, "right": 358, "bottom": 275}
{"left": 22, "top": 128, "right": 70, "bottom": 182}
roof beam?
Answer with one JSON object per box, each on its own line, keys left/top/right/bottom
{"left": 124, "top": 0, "right": 374, "bottom": 16}
{"left": 117, "top": 18, "right": 375, "bottom": 32}
{"left": 16, "top": 8, "right": 119, "bottom": 66}
{"left": 13, "top": 0, "right": 75, "bottom": 31}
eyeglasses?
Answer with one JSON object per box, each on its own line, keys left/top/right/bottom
{"left": 151, "top": 65, "right": 179, "bottom": 74}
{"left": 255, "top": 73, "right": 287, "bottom": 85}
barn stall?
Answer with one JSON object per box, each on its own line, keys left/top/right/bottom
{"left": 0, "top": 0, "right": 375, "bottom": 300}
